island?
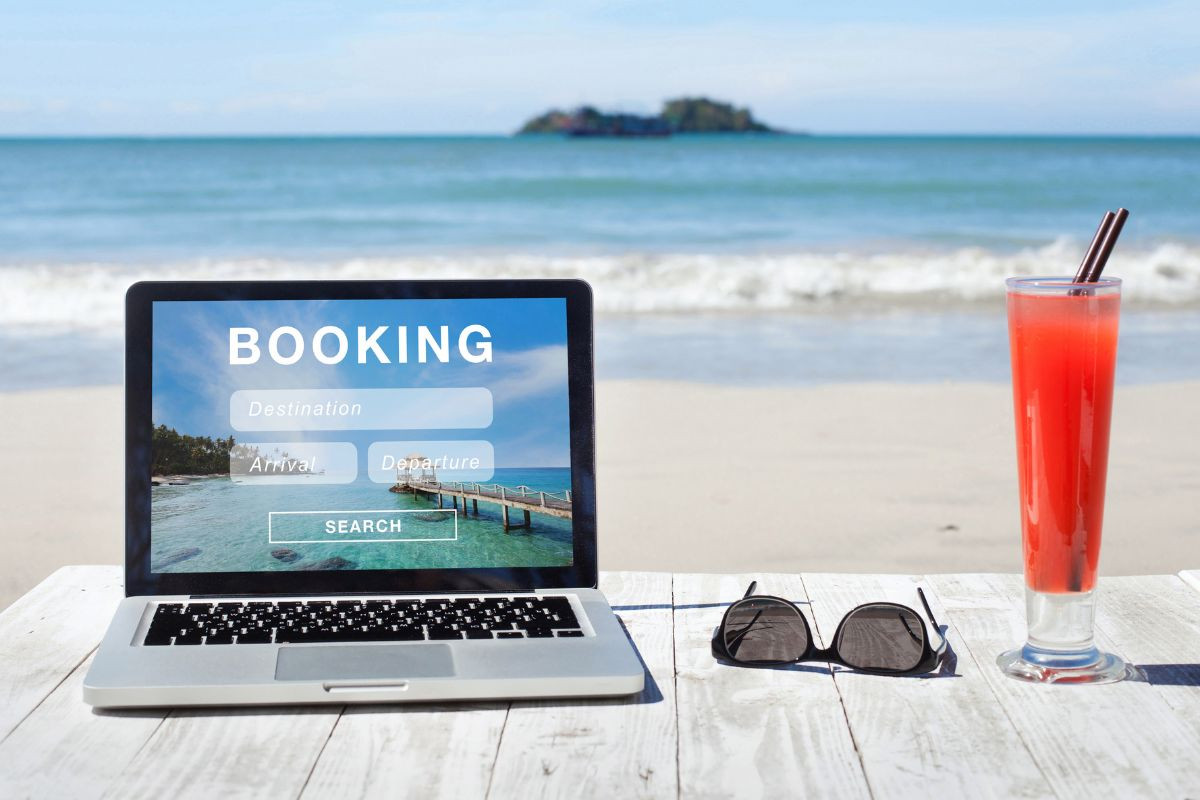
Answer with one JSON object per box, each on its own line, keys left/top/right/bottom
{"left": 150, "top": 424, "right": 315, "bottom": 482}
{"left": 152, "top": 424, "right": 235, "bottom": 477}
{"left": 517, "top": 96, "right": 785, "bottom": 137}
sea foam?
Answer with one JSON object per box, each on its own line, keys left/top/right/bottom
{"left": 3, "top": 240, "right": 1200, "bottom": 333}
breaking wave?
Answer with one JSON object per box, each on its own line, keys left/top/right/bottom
{"left": 4, "top": 239, "right": 1200, "bottom": 333}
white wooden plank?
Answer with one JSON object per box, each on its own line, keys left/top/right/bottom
{"left": 929, "top": 573, "right": 1200, "bottom": 799}
{"left": 1179, "top": 569, "right": 1200, "bottom": 595}
{"left": 802, "top": 573, "right": 1052, "bottom": 798}
{"left": 0, "top": 565, "right": 123, "bottom": 740}
{"left": 102, "top": 706, "right": 342, "bottom": 799}
{"left": 485, "top": 571, "right": 677, "bottom": 799}
{"left": 673, "top": 572, "right": 870, "bottom": 799}
{"left": 1094, "top": 575, "right": 1200, "bottom": 741}
{"left": 300, "top": 700, "right": 507, "bottom": 800}
{"left": 0, "top": 653, "right": 164, "bottom": 799}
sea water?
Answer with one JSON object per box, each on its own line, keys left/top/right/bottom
{"left": 2, "top": 135, "right": 1199, "bottom": 389}
{"left": 150, "top": 467, "right": 574, "bottom": 573}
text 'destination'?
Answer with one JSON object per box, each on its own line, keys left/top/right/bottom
{"left": 229, "top": 388, "right": 493, "bottom": 432}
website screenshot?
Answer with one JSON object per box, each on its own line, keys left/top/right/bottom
{"left": 150, "top": 297, "right": 573, "bottom": 573}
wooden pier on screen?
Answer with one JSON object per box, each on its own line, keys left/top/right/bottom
{"left": 390, "top": 479, "right": 572, "bottom": 532}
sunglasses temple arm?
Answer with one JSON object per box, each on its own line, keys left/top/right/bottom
{"left": 917, "top": 587, "right": 942, "bottom": 632}
{"left": 743, "top": 581, "right": 758, "bottom": 599}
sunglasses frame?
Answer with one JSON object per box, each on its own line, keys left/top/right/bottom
{"left": 710, "top": 582, "right": 947, "bottom": 676}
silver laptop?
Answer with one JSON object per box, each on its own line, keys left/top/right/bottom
{"left": 84, "top": 279, "right": 644, "bottom": 707}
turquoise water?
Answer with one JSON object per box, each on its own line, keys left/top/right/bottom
{"left": 150, "top": 467, "right": 573, "bottom": 573}
{"left": 3, "top": 135, "right": 1200, "bottom": 389}
{"left": 2, "top": 135, "right": 1198, "bottom": 258}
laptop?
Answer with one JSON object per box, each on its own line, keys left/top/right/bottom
{"left": 83, "top": 279, "right": 644, "bottom": 707}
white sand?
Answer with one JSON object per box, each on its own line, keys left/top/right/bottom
{"left": 2, "top": 381, "right": 1197, "bottom": 610}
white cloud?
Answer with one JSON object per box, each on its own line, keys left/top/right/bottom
{"left": 2, "top": 1, "right": 1198, "bottom": 133}
{"left": 220, "top": 2, "right": 1198, "bottom": 133}
{"left": 487, "top": 345, "right": 568, "bottom": 406}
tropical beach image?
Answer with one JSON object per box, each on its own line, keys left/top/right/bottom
{"left": 148, "top": 297, "right": 574, "bottom": 572}
{"left": 1, "top": 2, "right": 1199, "bottom": 610}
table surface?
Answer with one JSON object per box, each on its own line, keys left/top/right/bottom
{"left": 2, "top": 567, "right": 1200, "bottom": 799}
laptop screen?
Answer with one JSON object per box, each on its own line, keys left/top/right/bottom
{"left": 149, "top": 297, "right": 573, "bottom": 575}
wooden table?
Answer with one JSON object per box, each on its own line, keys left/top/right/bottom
{"left": 2, "top": 567, "right": 1200, "bottom": 799}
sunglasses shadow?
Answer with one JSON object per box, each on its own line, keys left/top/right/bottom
{"left": 1131, "top": 663, "right": 1200, "bottom": 687}
{"left": 933, "top": 628, "right": 960, "bottom": 678}
{"left": 713, "top": 657, "right": 833, "bottom": 676}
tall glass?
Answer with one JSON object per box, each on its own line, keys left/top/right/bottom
{"left": 997, "top": 277, "right": 1133, "bottom": 684}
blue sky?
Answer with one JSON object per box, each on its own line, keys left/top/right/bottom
{"left": 3, "top": 1, "right": 1198, "bottom": 135}
{"left": 151, "top": 298, "right": 571, "bottom": 468}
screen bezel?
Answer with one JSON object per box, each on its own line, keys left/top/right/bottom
{"left": 125, "top": 279, "right": 598, "bottom": 597}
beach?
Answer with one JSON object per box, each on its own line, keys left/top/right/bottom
{"left": 2, "top": 134, "right": 1199, "bottom": 609}
{"left": 3, "top": 379, "right": 1197, "bottom": 610}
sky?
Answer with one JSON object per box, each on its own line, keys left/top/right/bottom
{"left": 151, "top": 298, "right": 572, "bottom": 469}
{"left": 3, "top": 0, "right": 1199, "bottom": 135}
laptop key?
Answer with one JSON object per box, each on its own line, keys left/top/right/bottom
{"left": 495, "top": 631, "right": 524, "bottom": 639}
{"left": 389, "top": 627, "right": 426, "bottom": 641}
{"left": 143, "top": 629, "right": 175, "bottom": 646}
{"left": 556, "top": 630, "right": 585, "bottom": 638}
{"left": 185, "top": 602, "right": 213, "bottom": 616}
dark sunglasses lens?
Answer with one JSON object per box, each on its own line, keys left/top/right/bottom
{"left": 836, "top": 604, "right": 925, "bottom": 671}
{"left": 722, "top": 599, "right": 808, "bottom": 663}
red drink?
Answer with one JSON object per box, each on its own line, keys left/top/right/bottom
{"left": 1007, "top": 284, "right": 1119, "bottom": 594}
{"left": 999, "top": 274, "right": 1131, "bottom": 684}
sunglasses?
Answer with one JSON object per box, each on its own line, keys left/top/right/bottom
{"left": 711, "top": 581, "right": 947, "bottom": 675}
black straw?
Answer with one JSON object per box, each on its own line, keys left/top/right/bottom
{"left": 1073, "top": 211, "right": 1116, "bottom": 284}
{"left": 1083, "top": 207, "right": 1129, "bottom": 283}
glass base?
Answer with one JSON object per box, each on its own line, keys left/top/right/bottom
{"left": 998, "top": 586, "right": 1136, "bottom": 685}
{"left": 996, "top": 645, "right": 1135, "bottom": 685}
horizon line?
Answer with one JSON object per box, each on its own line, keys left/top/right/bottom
{"left": 0, "top": 131, "right": 1197, "bottom": 140}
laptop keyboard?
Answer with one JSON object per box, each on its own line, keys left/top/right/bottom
{"left": 142, "top": 596, "right": 584, "bottom": 646}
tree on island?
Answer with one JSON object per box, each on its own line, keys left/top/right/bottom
{"left": 660, "top": 97, "right": 774, "bottom": 133}
{"left": 517, "top": 96, "right": 783, "bottom": 136}
{"left": 151, "top": 424, "right": 236, "bottom": 475}
{"left": 152, "top": 424, "right": 314, "bottom": 477}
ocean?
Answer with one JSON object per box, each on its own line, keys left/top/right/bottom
{"left": 2, "top": 135, "right": 1199, "bottom": 389}
{"left": 151, "top": 468, "right": 574, "bottom": 573}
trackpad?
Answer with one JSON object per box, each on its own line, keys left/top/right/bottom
{"left": 275, "top": 644, "right": 455, "bottom": 681}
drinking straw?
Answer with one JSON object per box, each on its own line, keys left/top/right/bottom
{"left": 1063, "top": 208, "right": 1128, "bottom": 591}
{"left": 1083, "top": 207, "right": 1129, "bottom": 283}
{"left": 1073, "top": 211, "right": 1116, "bottom": 284}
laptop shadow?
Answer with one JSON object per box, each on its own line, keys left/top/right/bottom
{"left": 612, "top": 600, "right": 810, "bottom": 612}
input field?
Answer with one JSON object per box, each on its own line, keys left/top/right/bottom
{"left": 268, "top": 509, "right": 459, "bottom": 544}
{"left": 368, "top": 440, "right": 495, "bottom": 483}
{"left": 230, "top": 388, "right": 493, "bottom": 432}
{"left": 229, "top": 441, "right": 358, "bottom": 485}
